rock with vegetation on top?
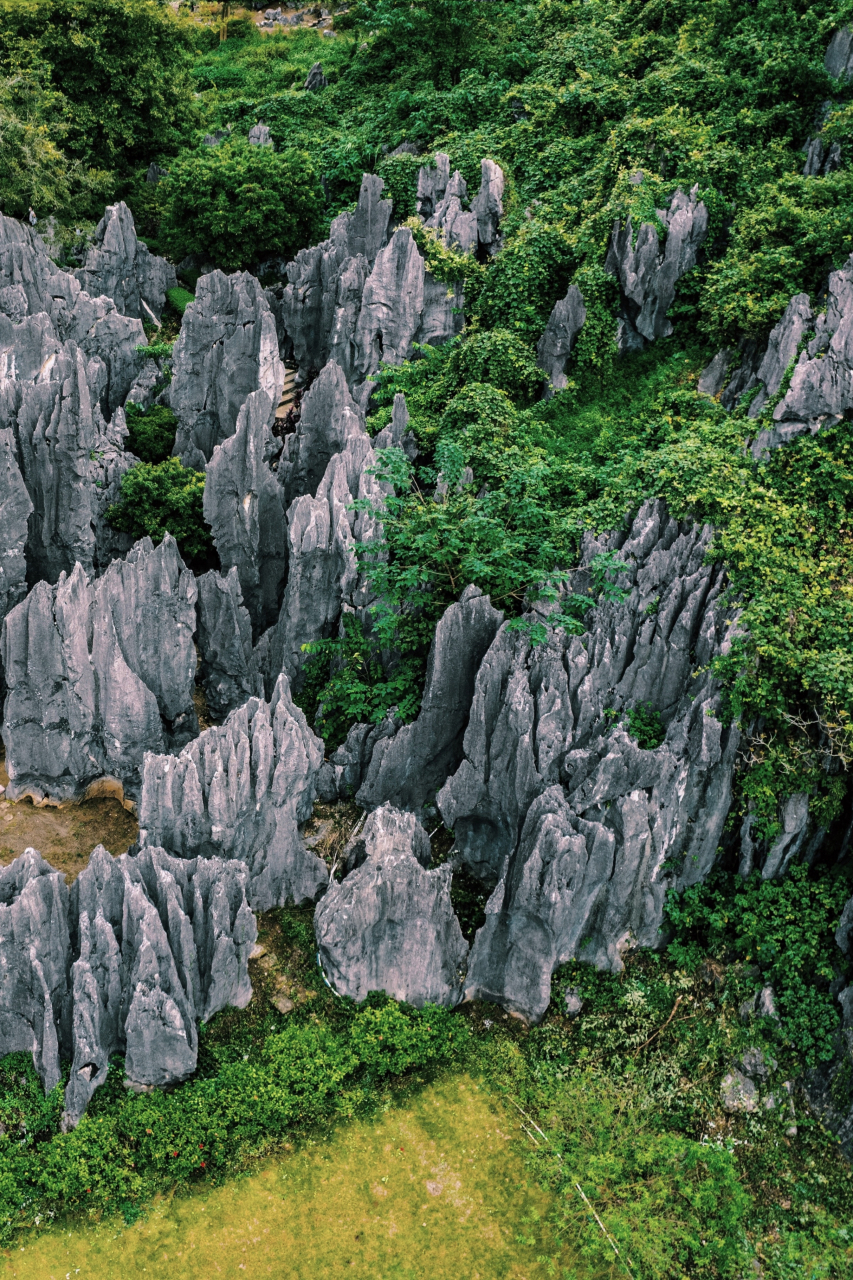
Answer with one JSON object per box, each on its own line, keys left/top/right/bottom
{"left": 203, "top": 389, "right": 287, "bottom": 637}
{"left": 248, "top": 122, "right": 273, "bottom": 147}
{"left": 170, "top": 270, "right": 284, "bottom": 469}
{"left": 605, "top": 185, "right": 709, "bottom": 352}
{"left": 72, "top": 201, "right": 177, "bottom": 325}
{"left": 138, "top": 673, "right": 327, "bottom": 911}
{"left": 356, "top": 585, "right": 504, "bottom": 815}
{"left": 436, "top": 500, "right": 740, "bottom": 1022}
{"left": 1, "top": 535, "right": 198, "bottom": 805}
{"left": 63, "top": 843, "right": 256, "bottom": 1126}
{"left": 196, "top": 567, "right": 263, "bottom": 722}
{"left": 314, "top": 804, "right": 468, "bottom": 1007}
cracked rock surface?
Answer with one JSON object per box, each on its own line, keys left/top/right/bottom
{"left": 139, "top": 673, "right": 327, "bottom": 911}
{"left": 315, "top": 804, "right": 468, "bottom": 1007}
{"left": 73, "top": 201, "right": 177, "bottom": 324}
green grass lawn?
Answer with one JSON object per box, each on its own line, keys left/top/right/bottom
{"left": 3, "top": 1075, "right": 563, "bottom": 1280}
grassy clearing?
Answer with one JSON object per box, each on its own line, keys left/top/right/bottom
{"left": 1, "top": 1075, "right": 562, "bottom": 1280}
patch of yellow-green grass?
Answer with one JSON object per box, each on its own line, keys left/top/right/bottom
{"left": 3, "top": 1075, "right": 565, "bottom": 1280}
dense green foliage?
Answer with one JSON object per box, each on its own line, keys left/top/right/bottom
{"left": 106, "top": 456, "right": 213, "bottom": 565}
{"left": 124, "top": 402, "right": 178, "bottom": 464}
{"left": 159, "top": 136, "right": 324, "bottom": 271}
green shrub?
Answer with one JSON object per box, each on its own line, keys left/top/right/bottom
{"left": 626, "top": 702, "right": 666, "bottom": 750}
{"left": 124, "top": 402, "right": 177, "bottom": 464}
{"left": 166, "top": 285, "right": 195, "bottom": 314}
{"left": 106, "top": 457, "right": 213, "bottom": 566}
{"left": 160, "top": 137, "right": 324, "bottom": 272}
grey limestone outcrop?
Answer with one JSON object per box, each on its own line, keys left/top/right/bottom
{"left": 248, "top": 123, "right": 273, "bottom": 147}
{"left": 304, "top": 62, "right": 328, "bottom": 91}
{"left": 138, "top": 673, "right": 327, "bottom": 911}
{"left": 277, "top": 359, "right": 366, "bottom": 509}
{"left": 0, "top": 211, "right": 144, "bottom": 412}
{"left": 703, "top": 254, "right": 853, "bottom": 457}
{"left": 170, "top": 270, "right": 284, "bottom": 469}
{"left": 0, "top": 427, "right": 33, "bottom": 632}
{"left": 425, "top": 169, "right": 478, "bottom": 254}
{"left": 0, "top": 849, "right": 71, "bottom": 1094}
{"left": 435, "top": 500, "right": 740, "bottom": 1022}
{"left": 314, "top": 804, "right": 468, "bottom": 1007}
{"left": 196, "top": 567, "right": 263, "bottom": 722}
{"left": 356, "top": 585, "right": 504, "bottom": 815}
{"left": 471, "top": 158, "right": 505, "bottom": 255}
{"left": 73, "top": 202, "right": 177, "bottom": 325}
{"left": 536, "top": 284, "right": 587, "bottom": 395}
{"left": 605, "top": 185, "right": 709, "bottom": 352}
{"left": 826, "top": 27, "right": 853, "bottom": 80}
{"left": 1, "top": 535, "right": 198, "bottom": 805}
{"left": 0, "top": 843, "right": 255, "bottom": 1124}
{"left": 63, "top": 843, "right": 255, "bottom": 1125}
{"left": 203, "top": 389, "right": 287, "bottom": 636}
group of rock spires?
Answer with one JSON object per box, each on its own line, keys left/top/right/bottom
{"left": 2, "top": 118, "right": 853, "bottom": 1143}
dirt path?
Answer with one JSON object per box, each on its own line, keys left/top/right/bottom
{"left": 0, "top": 752, "right": 138, "bottom": 882}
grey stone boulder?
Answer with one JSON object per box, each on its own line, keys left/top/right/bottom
{"left": 304, "top": 62, "right": 328, "bottom": 91}
{"left": 720, "top": 1068, "right": 759, "bottom": 1114}
{"left": 196, "top": 567, "right": 263, "bottom": 722}
{"left": 203, "top": 389, "right": 287, "bottom": 636}
{"left": 416, "top": 154, "right": 451, "bottom": 220}
{"left": 354, "top": 227, "right": 425, "bottom": 379}
{"left": 248, "top": 123, "right": 273, "bottom": 147}
{"left": 0, "top": 211, "right": 144, "bottom": 412}
{"left": 357, "top": 586, "right": 504, "bottom": 815}
{"left": 1, "top": 535, "right": 198, "bottom": 805}
{"left": 826, "top": 27, "right": 853, "bottom": 79}
{"left": 170, "top": 270, "right": 284, "bottom": 469}
{"left": 138, "top": 673, "right": 327, "bottom": 911}
{"left": 536, "top": 284, "right": 587, "bottom": 395}
{"left": 314, "top": 804, "right": 468, "bottom": 1007}
{"left": 73, "top": 202, "right": 177, "bottom": 324}
{"left": 436, "top": 500, "right": 740, "bottom": 1022}
{"left": 0, "top": 849, "right": 71, "bottom": 1093}
{"left": 319, "top": 711, "right": 405, "bottom": 802}
{"left": 63, "top": 842, "right": 256, "bottom": 1124}
{"left": 605, "top": 185, "right": 709, "bottom": 351}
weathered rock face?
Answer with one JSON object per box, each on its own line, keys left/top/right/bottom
{"left": 0, "top": 314, "right": 134, "bottom": 583}
{"left": 471, "top": 158, "right": 505, "bottom": 255}
{"left": 354, "top": 227, "right": 426, "bottom": 376}
{"left": 0, "top": 849, "right": 71, "bottom": 1093}
{"left": 425, "top": 168, "right": 478, "bottom": 254}
{"left": 196, "top": 567, "right": 263, "bottom": 722}
{"left": 0, "top": 211, "right": 144, "bottom": 412}
{"left": 605, "top": 186, "right": 709, "bottom": 352}
{"left": 434, "top": 500, "right": 739, "bottom": 1022}
{"left": 138, "top": 674, "right": 327, "bottom": 911}
{"left": 248, "top": 122, "right": 273, "bottom": 147}
{"left": 315, "top": 805, "right": 468, "bottom": 1007}
{"left": 802, "top": 899, "right": 853, "bottom": 1158}
{"left": 304, "top": 61, "right": 328, "bottom": 91}
{"left": 356, "top": 586, "right": 504, "bottom": 814}
{"left": 170, "top": 270, "right": 284, "bottom": 469}
{"left": 277, "top": 360, "right": 366, "bottom": 508}
{"left": 73, "top": 202, "right": 177, "bottom": 324}
{"left": 63, "top": 843, "right": 256, "bottom": 1125}
{"left": 0, "top": 842, "right": 256, "bottom": 1124}
{"left": 704, "top": 254, "right": 853, "bottom": 457}
{"left": 203, "top": 389, "right": 287, "bottom": 636}
{"left": 826, "top": 26, "right": 853, "bottom": 79}
{"left": 0, "top": 427, "right": 33, "bottom": 627}
{"left": 1, "top": 536, "right": 198, "bottom": 804}
{"left": 536, "top": 284, "right": 587, "bottom": 395}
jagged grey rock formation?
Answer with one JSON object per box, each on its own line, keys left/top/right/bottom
{"left": 0, "top": 211, "right": 144, "bottom": 412}
{"left": 416, "top": 153, "right": 451, "bottom": 220}
{"left": 435, "top": 500, "right": 740, "bottom": 1022}
{"left": 605, "top": 186, "right": 709, "bottom": 352}
{"left": 0, "top": 326, "right": 134, "bottom": 583}
{"left": 170, "top": 270, "right": 284, "bottom": 469}
{"left": 72, "top": 202, "right": 177, "bottom": 324}
{"left": 802, "top": 896, "right": 853, "bottom": 1157}
{"left": 277, "top": 360, "right": 365, "bottom": 508}
{"left": 353, "top": 227, "right": 425, "bottom": 377}
{"left": 536, "top": 284, "right": 587, "bottom": 394}
{"left": 373, "top": 391, "right": 418, "bottom": 460}
{"left": 196, "top": 567, "right": 263, "bottom": 721}
{"left": 356, "top": 586, "right": 504, "bottom": 814}
{"left": 826, "top": 27, "right": 853, "bottom": 79}
{"left": 704, "top": 254, "right": 853, "bottom": 457}
{"left": 203, "top": 389, "right": 287, "bottom": 636}
{"left": 315, "top": 805, "right": 468, "bottom": 1007}
{"left": 1, "top": 535, "right": 198, "bottom": 805}
{"left": 426, "top": 170, "right": 478, "bottom": 254}
{"left": 0, "top": 849, "right": 71, "bottom": 1093}
{"left": 304, "top": 62, "right": 328, "bottom": 91}
{"left": 471, "top": 158, "right": 505, "bottom": 255}
{"left": 138, "top": 674, "right": 327, "bottom": 911}
{"left": 0, "top": 427, "right": 32, "bottom": 629}
{"left": 260, "top": 404, "right": 386, "bottom": 693}
{"left": 317, "top": 711, "right": 403, "bottom": 803}
{"left": 63, "top": 843, "right": 255, "bottom": 1125}
{"left": 248, "top": 123, "right": 273, "bottom": 147}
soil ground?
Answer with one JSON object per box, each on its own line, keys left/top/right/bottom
{"left": 2, "top": 1076, "right": 562, "bottom": 1279}
{"left": 0, "top": 750, "right": 139, "bottom": 882}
